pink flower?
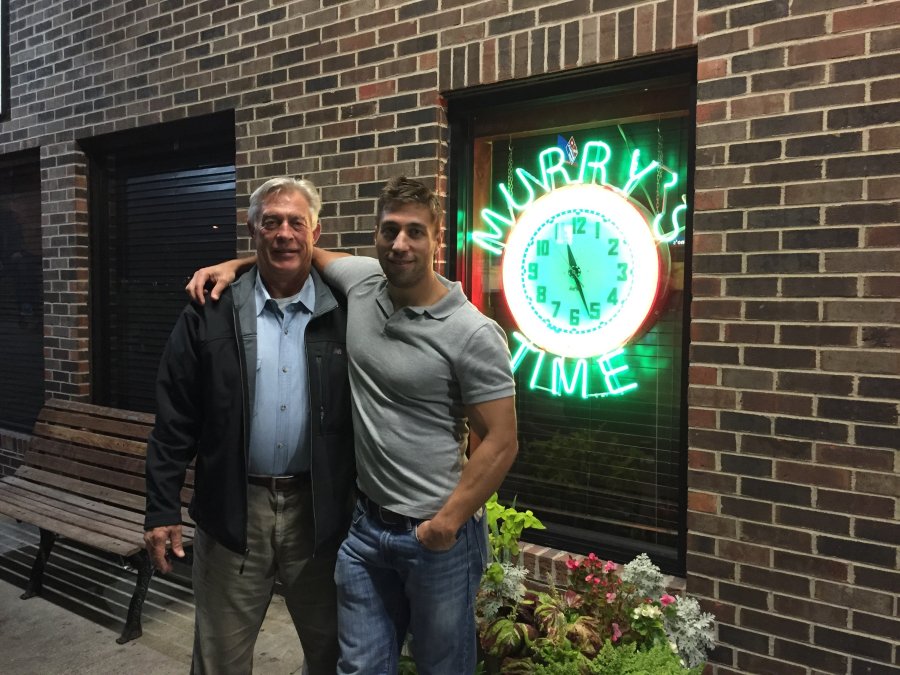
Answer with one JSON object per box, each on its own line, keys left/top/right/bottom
{"left": 660, "top": 593, "right": 676, "bottom": 607}
{"left": 606, "top": 592, "right": 617, "bottom": 603}
{"left": 565, "top": 557, "right": 580, "bottom": 570}
{"left": 587, "top": 552, "right": 598, "bottom": 561}
{"left": 585, "top": 574, "right": 594, "bottom": 583}
{"left": 593, "top": 577, "right": 602, "bottom": 585}
{"left": 603, "top": 560, "right": 617, "bottom": 573}
{"left": 611, "top": 622, "right": 622, "bottom": 643}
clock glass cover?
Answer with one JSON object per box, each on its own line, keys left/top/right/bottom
{"left": 501, "top": 183, "right": 665, "bottom": 358}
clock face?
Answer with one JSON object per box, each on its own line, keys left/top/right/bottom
{"left": 501, "top": 184, "right": 664, "bottom": 359}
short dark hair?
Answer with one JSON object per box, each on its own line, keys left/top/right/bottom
{"left": 377, "top": 176, "right": 442, "bottom": 230}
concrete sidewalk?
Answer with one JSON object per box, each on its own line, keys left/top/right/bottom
{"left": 0, "top": 515, "right": 305, "bottom": 674}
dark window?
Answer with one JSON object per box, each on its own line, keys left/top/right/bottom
{"left": 0, "top": 150, "right": 43, "bottom": 430}
{"left": 447, "top": 56, "right": 696, "bottom": 574}
{"left": 85, "top": 113, "right": 237, "bottom": 413}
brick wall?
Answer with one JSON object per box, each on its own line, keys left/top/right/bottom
{"left": 1, "top": 1, "right": 897, "bottom": 673}
{"left": 690, "top": 1, "right": 900, "bottom": 673}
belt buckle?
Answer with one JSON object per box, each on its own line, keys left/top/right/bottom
{"left": 269, "top": 475, "right": 294, "bottom": 491}
{"left": 377, "top": 504, "right": 398, "bottom": 526}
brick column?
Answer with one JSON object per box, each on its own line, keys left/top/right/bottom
{"left": 41, "top": 142, "right": 90, "bottom": 400}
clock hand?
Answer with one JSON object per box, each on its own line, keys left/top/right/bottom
{"left": 566, "top": 244, "right": 591, "bottom": 313}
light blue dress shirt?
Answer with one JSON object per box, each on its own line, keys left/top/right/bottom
{"left": 247, "top": 271, "right": 315, "bottom": 475}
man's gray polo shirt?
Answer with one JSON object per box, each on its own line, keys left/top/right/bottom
{"left": 322, "top": 256, "right": 515, "bottom": 519}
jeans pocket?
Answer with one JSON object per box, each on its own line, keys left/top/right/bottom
{"left": 351, "top": 499, "right": 367, "bottom": 527}
{"left": 414, "top": 521, "right": 464, "bottom": 555}
{"left": 473, "top": 514, "right": 489, "bottom": 571}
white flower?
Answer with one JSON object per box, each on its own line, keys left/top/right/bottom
{"left": 633, "top": 604, "right": 662, "bottom": 619}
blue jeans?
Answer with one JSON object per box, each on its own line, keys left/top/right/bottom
{"left": 335, "top": 499, "right": 487, "bottom": 675}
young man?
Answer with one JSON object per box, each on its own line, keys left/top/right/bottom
{"left": 187, "top": 176, "right": 518, "bottom": 674}
{"left": 146, "top": 177, "right": 355, "bottom": 674}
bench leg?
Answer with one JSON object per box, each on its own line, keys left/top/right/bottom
{"left": 117, "top": 549, "right": 154, "bottom": 644}
{"left": 21, "top": 528, "right": 57, "bottom": 600}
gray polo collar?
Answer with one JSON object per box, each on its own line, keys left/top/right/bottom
{"left": 375, "top": 274, "right": 465, "bottom": 320}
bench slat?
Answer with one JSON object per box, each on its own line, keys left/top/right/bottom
{"left": 0, "top": 485, "right": 158, "bottom": 545}
{"left": 44, "top": 399, "right": 156, "bottom": 426}
{"left": 32, "top": 422, "right": 147, "bottom": 458}
{"left": 28, "top": 437, "right": 147, "bottom": 475}
{"left": 27, "top": 436, "right": 196, "bottom": 488}
{"left": 38, "top": 408, "right": 152, "bottom": 442}
{"left": 0, "top": 479, "right": 195, "bottom": 539}
{"left": 16, "top": 465, "right": 193, "bottom": 511}
{"left": 0, "top": 498, "right": 140, "bottom": 557}
{"left": 25, "top": 452, "right": 146, "bottom": 495}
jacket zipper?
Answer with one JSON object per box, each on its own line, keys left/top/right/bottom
{"left": 316, "top": 354, "right": 325, "bottom": 426}
{"left": 233, "top": 300, "right": 251, "bottom": 561}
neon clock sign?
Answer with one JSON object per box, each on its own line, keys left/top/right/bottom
{"left": 474, "top": 139, "right": 686, "bottom": 399}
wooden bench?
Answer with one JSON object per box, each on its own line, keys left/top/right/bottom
{"left": 0, "top": 399, "right": 194, "bottom": 643}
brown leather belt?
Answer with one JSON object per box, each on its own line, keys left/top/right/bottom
{"left": 247, "top": 473, "right": 311, "bottom": 491}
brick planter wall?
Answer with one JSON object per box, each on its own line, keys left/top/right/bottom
{"left": 1, "top": 1, "right": 897, "bottom": 672}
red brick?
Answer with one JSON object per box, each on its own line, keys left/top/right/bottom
{"left": 788, "top": 33, "right": 866, "bottom": 64}
{"left": 775, "top": 461, "right": 852, "bottom": 489}
{"left": 834, "top": 1, "right": 900, "bottom": 33}
{"left": 688, "top": 491, "right": 718, "bottom": 514}
{"left": 358, "top": 80, "right": 395, "bottom": 100}
{"left": 731, "top": 93, "right": 786, "bottom": 120}
{"left": 754, "top": 15, "right": 828, "bottom": 46}
{"left": 697, "top": 57, "right": 728, "bottom": 82}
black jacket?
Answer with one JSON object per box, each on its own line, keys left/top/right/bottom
{"left": 144, "top": 267, "right": 355, "bottom": 555}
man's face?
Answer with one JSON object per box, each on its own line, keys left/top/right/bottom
{"left": 249, "top": 189, "right": 320, "bottom": 294}
{"left": 374, "top": 204, "right": 441, "bottom": 290}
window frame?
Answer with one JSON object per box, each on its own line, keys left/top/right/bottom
{"left": 444, "top": 52, "right": 697, "bottom": 574}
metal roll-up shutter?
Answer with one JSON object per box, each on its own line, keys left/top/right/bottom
{"left": 102, "top": 161, "right": 237, "bottom": 412}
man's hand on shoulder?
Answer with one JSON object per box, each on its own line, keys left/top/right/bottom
{"left": 185, "top": 256, "right": 256, "bottom": 304}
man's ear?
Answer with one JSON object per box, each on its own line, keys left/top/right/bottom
{"left": 312, "top": 220, "right": 322, "bottom": 244}
{"left": 246, "top": 220, "right": 255, "bottom": 238}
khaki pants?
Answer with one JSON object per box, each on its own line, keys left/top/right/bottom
{"left": 191, "top": 483, "right": 339, "bottom": 675}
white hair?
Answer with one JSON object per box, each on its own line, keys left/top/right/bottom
{"left": 247, "top": 177, "right": 322, "bottom": 228}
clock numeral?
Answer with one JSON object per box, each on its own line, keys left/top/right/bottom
{"left": 607, "top": 288, "right": 618, "bottom": 304}
{"left": 555, "top": 223, "right": 573, "bottom": 244}
{"left": 572, "top": 216, "right": 586, "bottom": 235}
{"left": 617, "top": 263, "right": 628, "bottom": 281}
{"left": 569, "top": 308, "right": 580, "bottom": 326}
{"left": 536, "top": 240, "right": 550, "bottom": 256}
{"left": 588, "top": 302, "right": 601, "bottom": 320}
{"left": 536, "top": 285, "right": 546, "bottom": 302}
{"left": 551, "top": 301, "right": 561, "bottom": 317}
{"left": 608, "top": 238, "right": 619, "bottom": 255}
{"left": 527, "top": 262, "right": 538, "bottom": 280}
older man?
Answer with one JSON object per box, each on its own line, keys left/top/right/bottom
{"left": 144, "top": 177, "right": 354, "bottom": 674}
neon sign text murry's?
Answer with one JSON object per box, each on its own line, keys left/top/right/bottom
{"left": 476, "top": 138, "right": 686, "bottom": 399}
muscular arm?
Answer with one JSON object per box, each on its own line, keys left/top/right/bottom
{"left": 185, "top": 248, "right": 354, "bottom": 303}
{"left": 416, "top": 396, "right": 518, "bottom": 551}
